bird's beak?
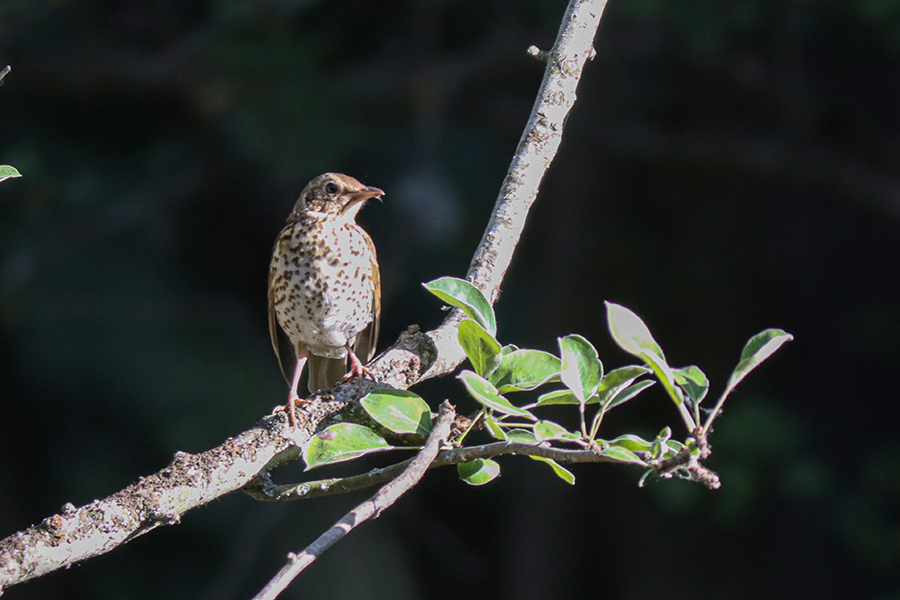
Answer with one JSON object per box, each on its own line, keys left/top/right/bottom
{"left": 342, "top": 186, "right": 384, "bottom": 216}
{"left": 349, "top": 186, "right": 384, "bottom": 202}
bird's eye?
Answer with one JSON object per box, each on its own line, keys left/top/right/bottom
{"left": 325, "top": 182, "right": 339, "bottom": 194}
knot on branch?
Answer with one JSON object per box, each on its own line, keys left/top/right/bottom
{"left": 369, "top": 324, "right": 438, "bottom": 389}
{"left": 527, "top": 45, "right": 550, "bottom": 63}
{"left": 649, "top": 445, "right": 721, "bottom": 490}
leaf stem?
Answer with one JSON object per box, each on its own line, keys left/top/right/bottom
{"left": 456, "top": 409, "right": 485, "bottom": 445}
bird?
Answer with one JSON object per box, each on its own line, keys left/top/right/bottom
{"left": 268, "top": 173, "right": 383, "bottom": 426}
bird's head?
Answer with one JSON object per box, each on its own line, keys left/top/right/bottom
{"left": 289, "top": 173, "right": 384, "bottom": 223}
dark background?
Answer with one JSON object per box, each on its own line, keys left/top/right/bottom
{"left": 2, "top": 0, "right": 899, "bottom": 598}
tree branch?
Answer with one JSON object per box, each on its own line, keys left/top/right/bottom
{"left": 0, "top": 386, "right": 366, "bottom": 591}
{"left": 251, "top": 402, "right": 456, "bottom": 600}
{"left": 0, "top": 0, "right": 608, "bottom": 592}
{"left": 417, "top": 0, "right": 607, "bottom": 382}
{"left": 244, "top": 440, "right": 627, "bottom": 502}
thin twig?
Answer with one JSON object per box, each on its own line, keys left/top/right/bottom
{"left": 251, "top": 402, "right": 456, "bottom": 600}
{"left": 244, "top": 440, "right": 627, "bottom": 502}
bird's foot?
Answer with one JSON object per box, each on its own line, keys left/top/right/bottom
{"left": 285, "top": 393, "right": 312, "bottom": 428}
{"left": 343, "top": 352, "right": 374, "bottom": 382}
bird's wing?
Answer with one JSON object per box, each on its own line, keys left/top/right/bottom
{"left": 352, "top": 230, "right": 381, "bottom": 364}
{"left": 269, "top": 228, "right": 304, "bottom": 383}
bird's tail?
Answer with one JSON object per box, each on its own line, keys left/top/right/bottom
{"left": 307, "top": 355, "right": 349, "bottom": 393}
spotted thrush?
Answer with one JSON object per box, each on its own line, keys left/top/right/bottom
{"left": 268, "top": 173, "right": 383, "bottom": 425}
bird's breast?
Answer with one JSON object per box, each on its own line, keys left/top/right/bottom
{"left": 270, "top": 221, "right": 376, "bottom": 356}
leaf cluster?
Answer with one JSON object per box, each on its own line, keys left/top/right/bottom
{"left": 301, "top": 277, "right": 792, "bottom": 490}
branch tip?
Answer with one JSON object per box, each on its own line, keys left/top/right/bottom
{"left": 527, "top": 45, "right": 550, "bottom": 63}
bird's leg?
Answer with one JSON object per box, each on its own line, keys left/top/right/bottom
{"left": 343, "top": 350, "right": 374, "bottom": 382}
{"left": 286, "top": 356, "right": 310, "bottom": 428}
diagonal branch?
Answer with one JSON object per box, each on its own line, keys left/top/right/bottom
{"left": 251, "top": 402, "right": 456, "bottom": 600}
{"left": 0, "top": 386, "right": 364, "bottom": 592}
{"left": 0, "top": 0, "right": 608, "bottom": 592}
{"left": 377, "top": 0, "right": 608, "bottom": 386}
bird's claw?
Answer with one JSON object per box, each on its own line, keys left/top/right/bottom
{"left": 343, "top": 352, "right": 374, "bottom": 382}
{"left": 285, "top": 395, "right": 312, "bottom": 429}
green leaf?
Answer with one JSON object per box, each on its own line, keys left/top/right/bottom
{"left": 540, "top": 368, "right": 653, "bottom": 408}
{"left": 665, "top": 439, "right": 686, "bottom": 456}
{"left": 529, "top": 456, "right": 576, "bottom": 485}
{"left": 0, "top": 165, "right": 21, "bottom": 183}
{"left": 304, "top": 423, "right": 391, "bottom": 469}
{"left": 605, "top": 302, "right": 666, "bottom": 361}
{"left": 605, "top": 303, "right": 693, "bottom": 416}
{"left": 457, "top": 370, "right": 536, "bottom": 419}
{"left": 458, "top": 459, "right": 501, "bottom": 485}
{"left": 360, "top": 389, "right": 432, "bottom": 436}
{"left": 484, "top": 414, "right": 507, "bottom": 440}
{"left": 501, "top": 344, "right": 520, "bottom": 355}
{"left": 595, "top": 365, "right": 651, "bottom": 406}
{"left": 655, "top": 426, "right": 672, "bottom": 443}
{"left": 726, "top": 329, "right": 794, "bottom": 394}
{"left": 651, "top": 443, "right": 670, "bottom": 460}
{"left": 607, "top": 434, "right": 653, "bottom": 453}
{"left": 651, "top": 441, "right": 669, "bottom": 460}
{"left": 673, "top": 365, "right": 709, "bottom": 405}
{"left": 458, "top": 319, "right": 502, "bottom": 378}
{"left": 606, "top": 380, "right": 656, "bottom": 410}
{"left": 641, "top": 348, "right": 683, "bottom": 406}
{"left": 742, "top": 328, "right": 793, "bottom": 361}
{"left": 558, "top": 334, "right": 602, "bottom": 403}
{"left": 536, "top": 389, "right": 579, "bottom": 406}
{"left": 490, "top": 349, "right": 561, "bottom": 392}
{"left": 506, "top": 428, "right": 539, "bottom": 444}
{"left": 600, "top": 445, "right": 648, "bottom": 466}
{"left": 535, "top": 420, "right": 580, "bottom": 442}
{"left": 702, "top": 329, "right": 794, "bottom": 433}
{"left": 423, "top": 277, "right": 496, "bottom": 335}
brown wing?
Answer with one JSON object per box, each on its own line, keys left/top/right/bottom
{"left": 352, "top": 230, "right": 381, "bottom": 364}
{"left": 268, "top": 227, "right": 305, "bottom": 384}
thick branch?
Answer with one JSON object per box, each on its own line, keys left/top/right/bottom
{"left": 0, "top": 0, "right": 608, "bottom": 591}
{"left": 251, "top": 402, "right": 456, "bottom": 600}
{"left": 0, "top": 385, "right": 370, "bottom": 591}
